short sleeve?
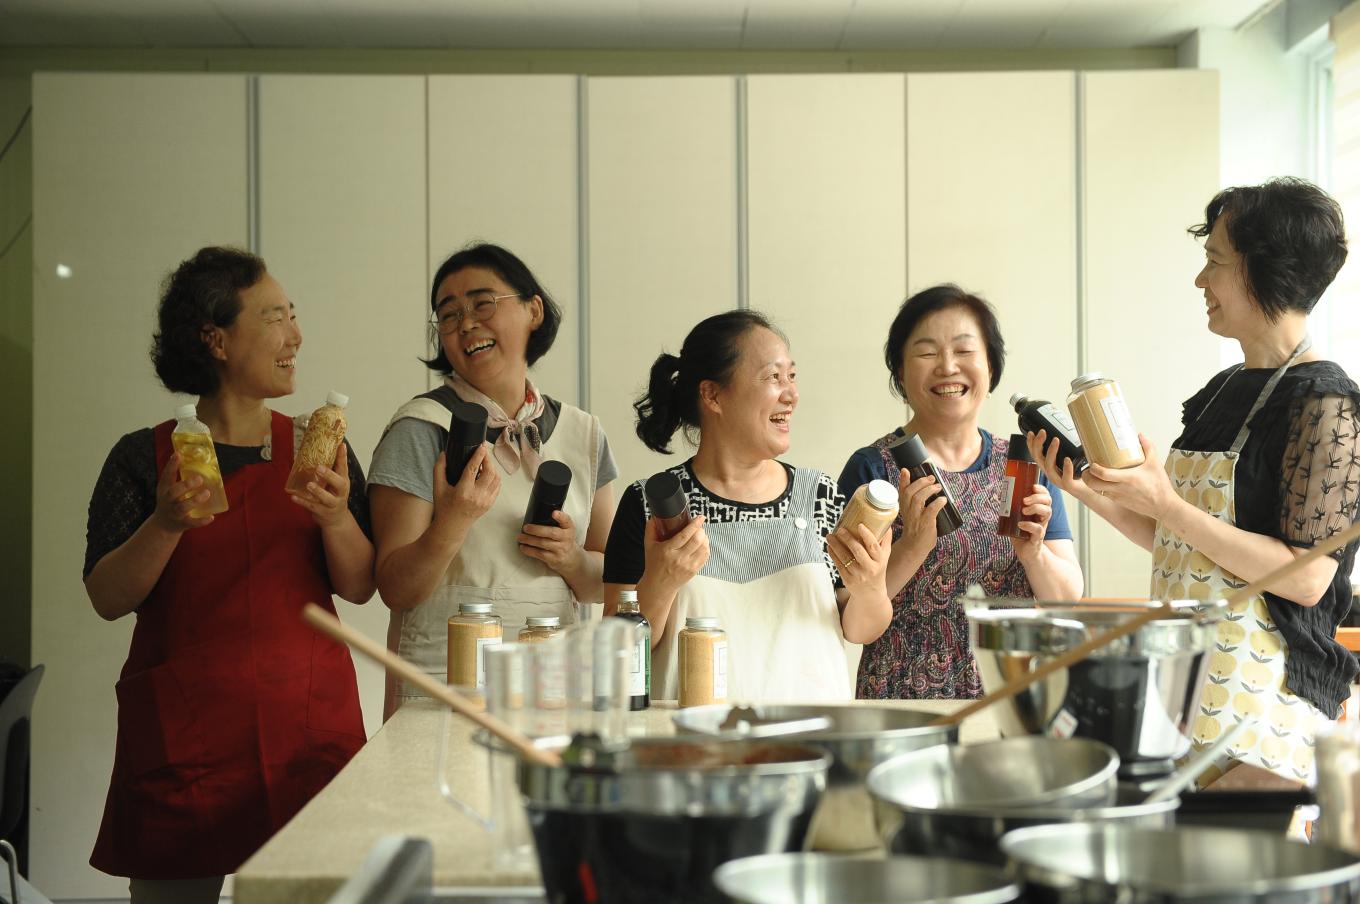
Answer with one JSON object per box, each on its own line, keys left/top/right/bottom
{"left": 602, "top": 482, "right": 648, "bottom": 585}
{"left": 84, "top": 430, "right": 158, "bottom": 578}
{"left": 1039, "top": 473, "right": 1073, "bottom": 542}
{"left": 1279, "top": 393, "right": 1360, "bottom": 559}
{"left": 596, "top": 427, "right": 620, "bottom": 489}
{"left": 836, "top": 446, "right": 888, "bottom": 500}
{"left": 368, "top": 417, "right": 443, "bottom": 503}
{"left": 813, "top": 472, "right": 848, "bottom": 587}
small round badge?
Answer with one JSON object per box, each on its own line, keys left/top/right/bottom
{"left": 794, "top": 517, "right": 808, "bottom": 530}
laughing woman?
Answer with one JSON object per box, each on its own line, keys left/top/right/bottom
{"left": 603, "top": 310, "right": 893, "bottom": 702}
{"left": 368, "top": 244, "right": 618, "bottom": 718}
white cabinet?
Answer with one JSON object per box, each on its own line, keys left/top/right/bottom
{"left": 586, "top": 76, "right": 740, "bottom": 488}
{"left": 746, "top": 74, "right": 908, "bottom": 480}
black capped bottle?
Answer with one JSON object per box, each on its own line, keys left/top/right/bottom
{"left": 614, "top": 590, "right": 651, "bottom": 711}
{"left": 1010, "top": 392, "right": 1088, "bottom": 477}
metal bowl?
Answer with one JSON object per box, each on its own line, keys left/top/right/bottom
{"left": 518, "top": 737, "right": 831, "bottom": 904}
{"left": 713, "top": 853, "right": 1021, "bottom": 903}
{"left": 967, "top": 600, "right": 1223, "bottom": 772}
{"left": 674, "top": 704, "right": 958, "bottom": 851}
{"left": 1001, "top": 823, "right": 1360, "bottom": 903}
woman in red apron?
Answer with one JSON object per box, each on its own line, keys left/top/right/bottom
{"left": 83, "top": 247, "right": 374, "bottom": 902}
{"left": 1033, "top": 178, "right": 1359, "bottom": 789}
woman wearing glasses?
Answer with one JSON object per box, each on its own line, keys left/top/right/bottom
{"left": 85, "top": 247, "right": 372, "bottom": 902}
{"left": 369, "top": 244, "right": 617, "bottom": 718}
{"left": 603, "top": 310, "right": 893, "bottom": 702}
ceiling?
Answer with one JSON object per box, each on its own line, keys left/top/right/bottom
{"left": 0, "top": 0, "right": 1274, "bottom": 52}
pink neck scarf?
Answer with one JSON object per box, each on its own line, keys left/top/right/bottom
{"left": 445, "top": 373, "right": 546, "bottom": 477}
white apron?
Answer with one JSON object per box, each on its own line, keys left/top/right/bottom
{"left": 382, "top": 394, "right": 601, "bottom": 718}
{"left": 1151, "top": 339, "right": 1324, "bottom": 784}
{"left": 651, "top": 467, "right": 853, "bottom": 703}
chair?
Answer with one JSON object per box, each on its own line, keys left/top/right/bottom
{"left": 0, "top": 666, "right": 43, "bottom": 879}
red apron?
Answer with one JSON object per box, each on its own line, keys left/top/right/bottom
{"left": 91, "top": 411, "right": 365, "bottom": 879}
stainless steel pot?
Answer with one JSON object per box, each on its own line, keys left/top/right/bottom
{"left": 713, "top": 853, "right": 1021, "bottom": 904}
{"left": 1001, "top": 823, "right": 1360, "bottom": 903}
{"left": 866, "top": 737, "right": 1123, "bottom": 863}
{"left": 967, "top": 600, "right": 1224, "bottom": 774}
{"left": 673, "top": 703, "right": 958, "bottom": 851}
{"left": 517, "top": 736, "right": 831, "bottom": 904}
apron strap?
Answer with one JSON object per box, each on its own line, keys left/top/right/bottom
{"left": 1228, "top": 336, "right": 1311, "bottom": 455}
{"left": 786, "top": 466, "right": 819, "bottom": 517}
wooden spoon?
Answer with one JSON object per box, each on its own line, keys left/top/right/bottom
{"left": 302, "top": 603, "right": 563, "bottom": 768}
{"left": 932, "top": 518, "right": 1360, "bottom": 728}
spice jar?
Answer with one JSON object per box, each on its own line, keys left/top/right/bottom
{"left": 678, "top": 617, "right": 727, "bottom": 708}
{"left": 832, "top": 480, "right": 898, "bottom": 569}
{"left": 998, "top": 434, "right": 1041, "bottom": 539}
{"left": 447, "top": 602, "right": 502, "bottom": 688}
{"left": 518, "top": 616, "right": 562, "bottom": 644}
{"left": 645, "top": 471, "right": 691, "bottom": 541}
{"left": 1066, "top": 373, "right": 1145, "bottom": 469}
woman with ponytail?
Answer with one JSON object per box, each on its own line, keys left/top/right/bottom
{"left": 603, "top": 311, "right": 893, "bottom": 702}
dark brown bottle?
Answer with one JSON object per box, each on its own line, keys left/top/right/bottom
{"left": 445, "top": 401, "right": 488, "bottom": 485}
{"left": 524, "top": 460, "right": 572, "bottom": 527}
{"left": 644, "top": 471, "right": 691, "bottom": 541}
{"left": 1011, "top": 392, "right": 1088, "bottom": 477}
{"left": 886, "top": 433, "right": 964, "bottom": 537}
{"left": 998, "top": 433, "right": 1041, "bottom": 539}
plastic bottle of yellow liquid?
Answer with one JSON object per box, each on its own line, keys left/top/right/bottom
{"left": 171, "top": 403, "right": 229, "bottom": 517}
{"left": 286, "top": 391, "right": 349, "bottom": 495}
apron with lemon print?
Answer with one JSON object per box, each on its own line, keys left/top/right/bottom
{"left": 1151, "top": 339, "right": 1323, "bottom": 785}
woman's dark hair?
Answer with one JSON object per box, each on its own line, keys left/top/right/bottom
{"left": 422, "top": 242, "right": 562, "bottom": 373}
{"left": 1189, "top": 177, "right": 1348, "bottom": 321}
{"left": 151, "top": 246, "right": 266, "bottom": 396}
{"left": 634, "top": 310, "right": 784, "bottom": 454}
{"left": 884, "top": 284, "right": 1005, "bottom": 401}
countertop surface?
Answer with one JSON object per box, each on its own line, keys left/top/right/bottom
{"left": 234, "top": 698, "right": 999, "bottom": 904}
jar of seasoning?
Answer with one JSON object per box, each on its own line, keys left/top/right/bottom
{"left": 887, "top": 433, "right": 965, "bottom": 536}
{"left": 645, "top": 471, "right": 691, "bottom": 541}
{"left": 998, "top": 433, "right": 1041, "bottom": 539}
{"left": 518, "top": 616, "right": 563, "bottom": 644}
{"left": 832, "top": 480, "right": 899, "bottom": 569}
{"left": 447, "top": 602, "right": 502, "bottom": 688}
{"left": 1067, "top": 373, "right": 1145, "bottom": 469}
{"left": 678, "top": 617, "right": 728, "bottom": 708}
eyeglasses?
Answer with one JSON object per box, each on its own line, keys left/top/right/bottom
{"left": 429, "top": 292, "right": 523, "bottom": 335}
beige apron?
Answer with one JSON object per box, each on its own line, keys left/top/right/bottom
{"left": 1151, "top": 339, "right": 1323, "bottom": 784}
{"left": 382, "top": 395, "right": 601, "bottom": 718}
{"left": 651, "top": 468, "right": 853, "bottom": 703}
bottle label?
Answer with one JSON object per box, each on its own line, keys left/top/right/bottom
{"left": 630, "top": 633, "right": 647, "bottom": 696}
{"left": 1037, "top": 403, "right": 1081, "bottom": 443}
{"left": 712, "top": 640, "right": 728, "bottom": 700}
{"left": 1002, "top": 475, "right": 1018, "bottom": 509}
{"left": 1099, "top": 395, "right": 1141, "bottom": 454}
{"left": 475, "top": 636, "right": 499, "bottom": 689}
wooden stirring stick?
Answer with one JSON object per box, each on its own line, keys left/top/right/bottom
{"left": 302, "top": 603, "right": 563, "bottom": 768}
{"left": 932, "top": 518, "right": 1360, "bottom": 729}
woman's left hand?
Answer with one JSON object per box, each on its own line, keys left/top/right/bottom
{"left": 1008, "top": 482, "right": 1052, "bottom": 563}
{"left": 1081, "top": 434, "right": 1177, "bottom": 521}
{"left": 518, "top": 510, "right": 584, "bottom": 575}
{"left": 827, "top": 523, "right": 891, "bottom": 594}
{"left": 288, "top": 444, "right": 351, "bottom": 529}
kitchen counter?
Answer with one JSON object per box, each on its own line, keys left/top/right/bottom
{"left": 234, "top": 698, "right": 998, "bottom": 904}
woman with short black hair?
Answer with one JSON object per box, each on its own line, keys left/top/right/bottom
{"left": 603, "top": 310, "right": 893, "bottom": 702}
{"left": 1034, "top": 177, "right": 1360, "bottom": 787}
{"left": 368, "top": 243, "right": 617, "bottom": 718}
{"left": 85, "top": 246, "right": 373, "bottom": 902}
{"left": 840, "top": 284, "right": 1083, "bottom": 700}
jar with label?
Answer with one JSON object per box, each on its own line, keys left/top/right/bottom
{"left": 447, "top": 602, "right": 502, "bottom": 689}
{"left": 613, "top": 590, "right": 651, "bottom": 711}
{"left": 831, "top": 479, "right": 899, "bottom": 569}
{"left": 997, "top": 433, "right": 1041, "bottom": 539}
{"left": 518, "top": 616, "right": 562, "bottom": 644}
{"left": 1066, "top": 373, "right": 1146, "bottom": 469}
{"left": 678, "top": 617, "right": 728, "bottom": 708}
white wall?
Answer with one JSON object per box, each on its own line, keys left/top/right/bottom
{"left": 28, "top": 69, "right": 1219, "bottom": 898}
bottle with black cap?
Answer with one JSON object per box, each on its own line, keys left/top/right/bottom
{"left": 1010, "top": 392, "right": 1088, "bottom": 477}
{"left": 886, "top": 433, "right": 964, "bottom": 537}
{"left": 524, "top": 460, "right": 573, "bottom": 528}
{"left": 445, "top": 401, "right": 489, "bottom": 484}
{"left": 644, "top": 471, "right": 691, "bottom": 541}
